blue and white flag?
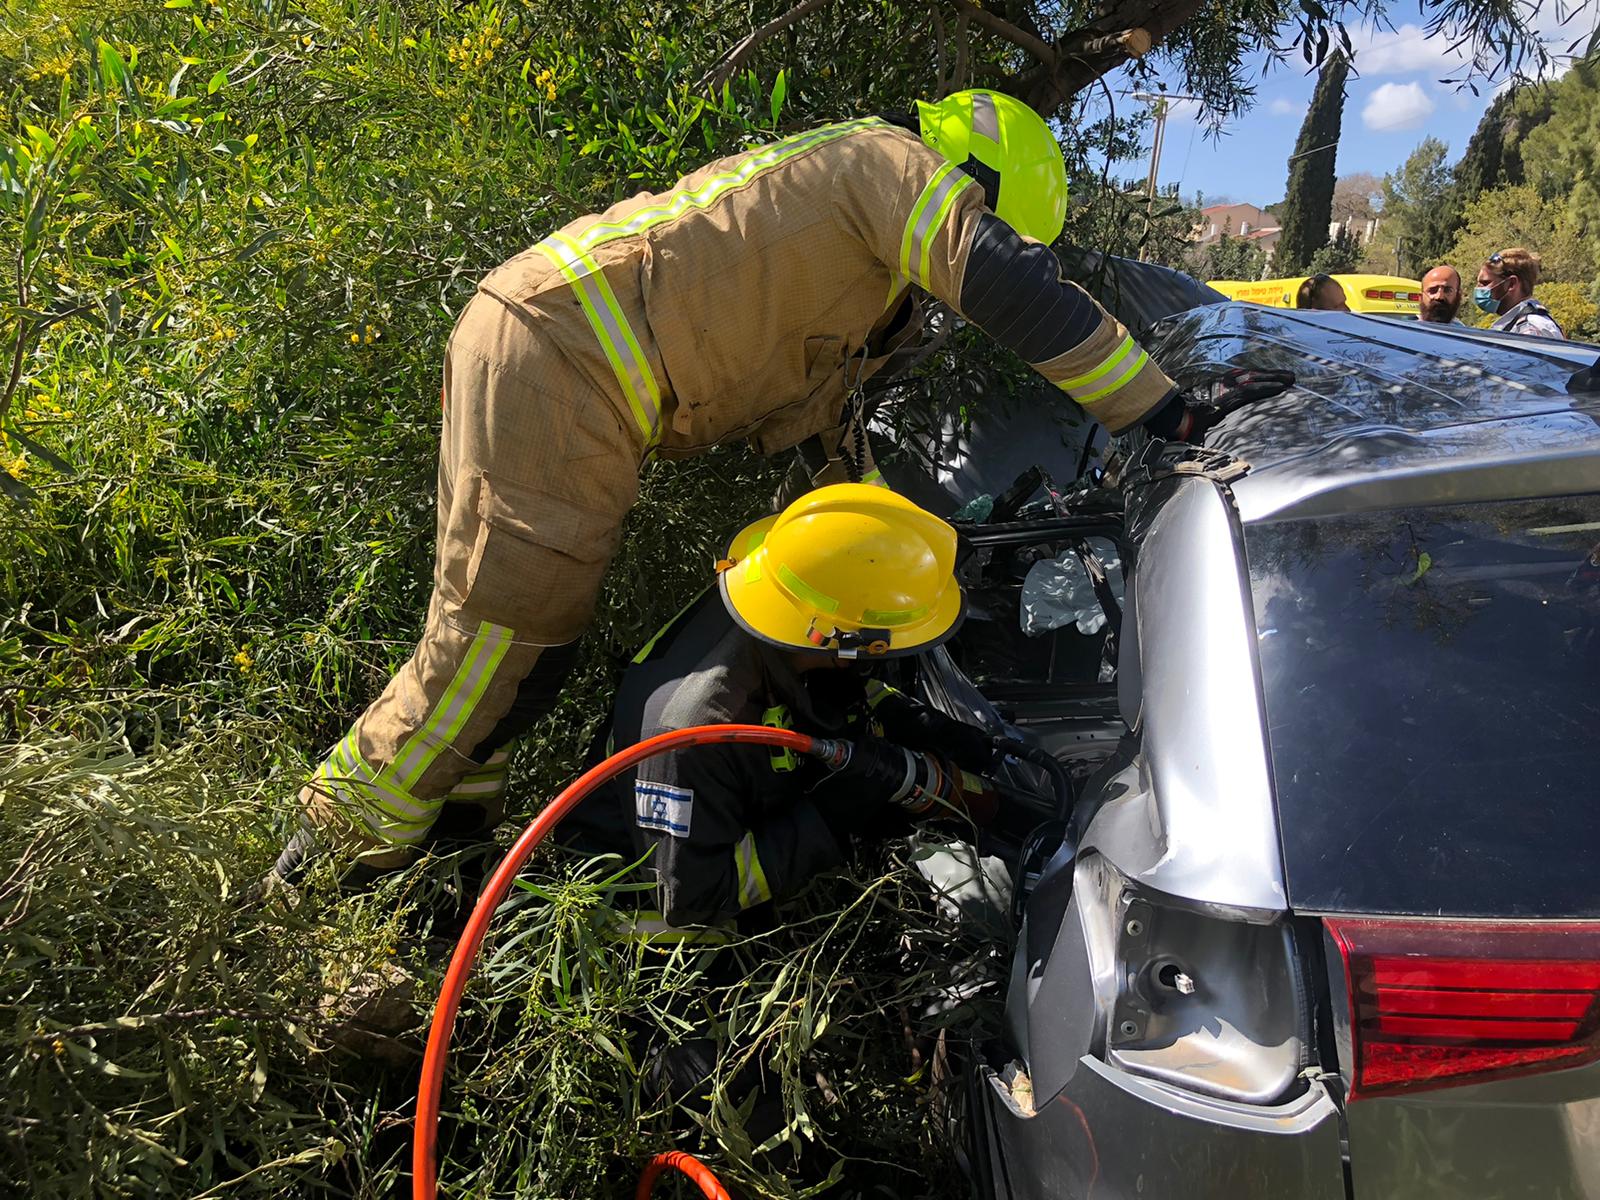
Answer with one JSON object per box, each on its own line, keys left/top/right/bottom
{"left": 635, "top": 780, "right": 693, "bottom": 838}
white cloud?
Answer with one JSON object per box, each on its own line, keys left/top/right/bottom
{"left": 1268, "top": 97, "right": 1299, "bottom": 116}
{"left": 1362, "top": 81, "right": 1437, "bottom": 131}
{"left": 1346, "top": 4, "right": 1598, "bottom": 84}
{"left": 1347, "top": 22, "right": 1467, "bottom": 78}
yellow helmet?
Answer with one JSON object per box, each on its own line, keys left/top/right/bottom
{"left": 915, "top": 89, "right": 1069, "bottom": 245}
{"left": 718, "top": 484, "right": 964, "bottom": 658}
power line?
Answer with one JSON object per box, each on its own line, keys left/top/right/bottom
{"left": 1287, "top": 140, "right": 1338, "bottom": 163}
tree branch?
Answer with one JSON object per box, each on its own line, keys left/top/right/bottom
{"left": 953, "top": 11, "right": 970, "bottom": 92}
{"left": 699, "top": 0, "right": 834, "bottom": 91}
{"left": 1038, "top": 0, "right": 1204, "bottom": 110}
{"left": 940, "top": 0, "right": 1179, "bottom": 114}
{"left": 950, "top": 0, "right": 1055, "bottom": 64}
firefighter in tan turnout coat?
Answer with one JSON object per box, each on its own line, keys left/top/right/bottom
{"left": 275, "top": 89, "right": 1228, "bottom": 884}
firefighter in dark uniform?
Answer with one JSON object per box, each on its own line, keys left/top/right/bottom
{"left": 563, "top": 484, "right": 999, "bottom": 937}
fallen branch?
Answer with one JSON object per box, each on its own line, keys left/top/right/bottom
{"left": 30, "top": 1007, "right": 276, "bottom": 1042}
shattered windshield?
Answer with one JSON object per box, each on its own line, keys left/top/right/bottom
{"left": 1245, "top": 495, "right": 1600, "bottom": 917}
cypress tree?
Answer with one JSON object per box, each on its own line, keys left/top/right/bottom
{"left": 1276, "top": 53, "right": 1349, "bottom": 275}
{"left": 1443, "top": 82, "right": 1559, "bottom": 239}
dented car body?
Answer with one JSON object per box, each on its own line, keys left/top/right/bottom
{"left": 922, "top": 301, "right": 1600, "bottom": 1199}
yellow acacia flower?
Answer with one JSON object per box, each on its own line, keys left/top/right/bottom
{"left": 26, "top": 49, "right": 76, "bottom": 81}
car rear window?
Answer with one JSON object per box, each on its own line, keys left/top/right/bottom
{"left": 1245, "top": 495, "right": 1600, "bottom": 917}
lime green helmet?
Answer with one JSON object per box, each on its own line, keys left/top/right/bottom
{"left": 914, "top": 89, "right": 1069, "bottom": 245}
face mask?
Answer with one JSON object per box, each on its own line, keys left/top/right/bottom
{"left": 1473, "top": 285, "right": 1501, "bottom": 315}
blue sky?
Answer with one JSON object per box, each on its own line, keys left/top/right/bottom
{"left": 1091, "top": 1, "right": 1598, "bottom": 207}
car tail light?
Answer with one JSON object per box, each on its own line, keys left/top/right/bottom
{"left": 1328, "top": 918, "right": 1600, "bottom": 1099}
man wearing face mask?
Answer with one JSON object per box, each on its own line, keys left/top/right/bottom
{"left": 561, "top": 484, "right": 1002, "bottom": 936}
{"left": 1475, "top": 248, "right": 1565, "bottom": 338}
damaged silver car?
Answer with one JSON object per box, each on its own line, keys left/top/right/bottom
{"left": 897, "top": 294, "right": 1600, "bottom": 1200}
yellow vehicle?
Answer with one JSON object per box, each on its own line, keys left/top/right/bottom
{"left": 1209, "top": 273, "right": 1423, "bottom": 318}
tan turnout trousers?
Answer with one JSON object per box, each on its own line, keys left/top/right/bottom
{"left": 300, "top": 116, "right": 1176, "bottom": 863}
{"left": 299, "top": 293, "right": 650, "bottom": 863}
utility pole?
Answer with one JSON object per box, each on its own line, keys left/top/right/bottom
{"left": 1131, "top": 92, "right": 1201, "bottom": 262}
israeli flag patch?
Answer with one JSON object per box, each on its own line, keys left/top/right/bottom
{"left": 635, "top": 781, "right": 693, "bottom": 838}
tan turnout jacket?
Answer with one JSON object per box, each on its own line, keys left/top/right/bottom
{"left": 476, "top": 116, "right": 1174, "bottom": 457}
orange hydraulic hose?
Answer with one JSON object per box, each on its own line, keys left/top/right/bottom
{"left": 634, "top": 1150, "right": 734, "bottom": 1200}
{"left": 413, "top": 723, "right": 824, "bottom": 1200}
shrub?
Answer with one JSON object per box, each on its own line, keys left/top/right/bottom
{"left": 0, "top": 3, "right": 993, "bottom": 1195}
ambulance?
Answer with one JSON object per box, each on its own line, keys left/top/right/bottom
{"left": 1209, "top": 273, "right": 1423, "bottom": 318}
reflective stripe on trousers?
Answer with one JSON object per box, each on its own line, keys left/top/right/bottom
{"left": 308, "top": 620, "right": 515, "bottom": 845}
{"left": 446, "top": 746, "right": 512, "bottom": 801}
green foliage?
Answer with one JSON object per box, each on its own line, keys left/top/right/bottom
{"left": 1065, "top": 178, "right": 1200, "bottom": 268}
{"left": 1275, "top": 52, "right": 1348, "bottom": 275}
{"left": 1307, "top": 224, "right": 1363, "bottom": 274}
{"left": 0, "top": 726, "right": 399, "bottom": 1195}
{"left": 0, "top": 722, "right": 993, "bottom": 1197}
{"left": 1446, "top": 183, "right": 1596, "bottom": 289}
{"left": 1521, "top": 281, "right": 1600, "bottom": 340}
{"left": 1376, "top": 136, "right": 1456, "bottom": 277}
{"left": 1520, "top": 58, "right": 1600, "bottom": 239}
{"left": 0, "top": 0, "right": 814, "bottom": 737}
{"left": 1199, "top": 231, "right": 1269, "bottom": 282}
{"left": 1441, "top": 83, "right": 1554, "bottom": 240}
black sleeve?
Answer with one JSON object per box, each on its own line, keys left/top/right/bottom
{"left": 958, "top": 213, "right": 1106, "bottom": 362}
{"left": 633, "top": 736, "right": 844, "bottom": 927}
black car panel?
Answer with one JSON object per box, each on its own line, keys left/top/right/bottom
{"left": 1247, "top": 494, "right": 1600, "bottom": 917}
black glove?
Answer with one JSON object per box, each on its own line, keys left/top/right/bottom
{"left": 1174, "top": 368, "right": 1296, "bottom": 441}
{"left": 872, "top": 700, "right": 999, "bottom": 775}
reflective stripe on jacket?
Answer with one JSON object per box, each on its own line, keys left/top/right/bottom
{"left": 473, "top": 120, "right": 1176, "bottom": 455}
{"left": 1492, "top": 298, "right": 1565, "bottom": 339}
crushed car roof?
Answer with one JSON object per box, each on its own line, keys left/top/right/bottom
{"left": 1145, "top": 302, "right": 1600, "bottom": 523}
